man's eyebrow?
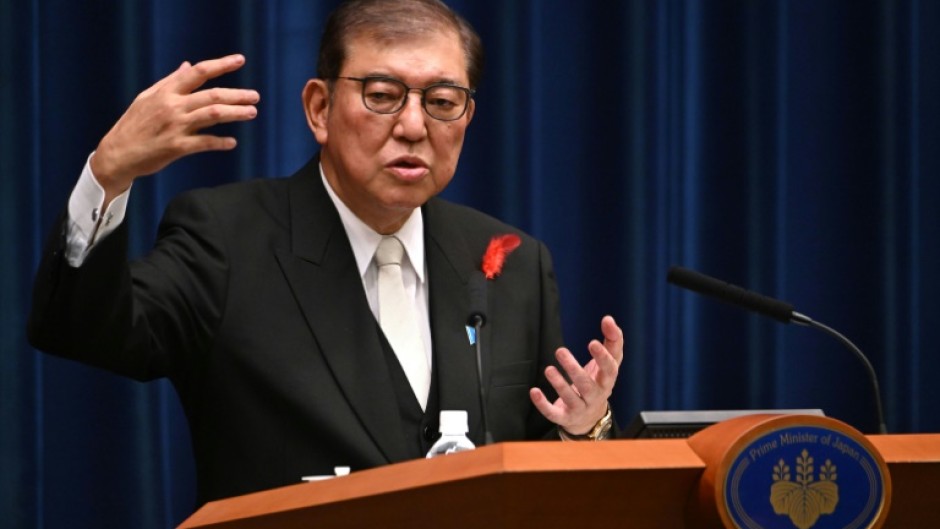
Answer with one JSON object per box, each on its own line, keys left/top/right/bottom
{"left": 427, "top": 75, "right": 462, "bottom": 85}
{"left": 361, "top": 72, "right": 465, "bottom": 86}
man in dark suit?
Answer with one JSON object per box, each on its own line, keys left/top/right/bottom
{"left": 28, "top": 0, "right": 624, "bottom": 508}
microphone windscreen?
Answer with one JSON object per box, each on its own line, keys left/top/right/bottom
{"left": 467, "top": 271, "right": 488, "bottom": 326}
{"left": 667, "top": 266, "right": 795, "bottom": 323}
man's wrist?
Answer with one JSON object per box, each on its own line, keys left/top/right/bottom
{"left": 90, "top": 147, "right": 133, "bottom": 203}
{"left": 558, "top": 403, "right": 614, "bottom": 441}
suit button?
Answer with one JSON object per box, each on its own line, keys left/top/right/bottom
{"left": 423, "top": 424, "right": 436, "bottom": 442}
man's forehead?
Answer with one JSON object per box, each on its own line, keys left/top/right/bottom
{"left": 343, "top": 30, "right": 468, "bottom": 81}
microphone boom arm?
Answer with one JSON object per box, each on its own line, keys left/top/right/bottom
{"left": 667, "top": 266, "right": 888, "bottom": 434}
{"left": 792, "top": 312, "right": 888, "bottom": 434}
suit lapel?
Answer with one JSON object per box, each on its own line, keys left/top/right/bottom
{"left": 424, "top": 200, "right": 489, "bottom": 445}
{"left": 274, "top": 160, "right": 409, "bottom": 464}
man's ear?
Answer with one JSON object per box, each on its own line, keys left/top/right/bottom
{"left": 464, "top": 97, "right": 475, "bottom": 125}
{"left": 302, "top": 79, "right": 330, "bottom": 145}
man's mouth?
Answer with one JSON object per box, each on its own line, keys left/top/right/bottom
{"left": 387, "top": 157, "right": 429, "bottom": 181}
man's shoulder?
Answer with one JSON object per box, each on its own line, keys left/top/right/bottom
{"left": 181, "top": 176, "right": 289, "bottom": 204}
{"left": 425, "top": 197, "right": 545, "bottom": 255}
{"left": 425, "top": 197, "right": 528, "bottom": 236}
{"left": 427, "top": 197, "right": 519, "bottom": 233}
{"left": 175, "top": 157, "right": 318, "bottom": 209}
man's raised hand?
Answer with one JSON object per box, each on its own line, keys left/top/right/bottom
{"left": 91, "top": 54, "right": 259, "bottom": 206}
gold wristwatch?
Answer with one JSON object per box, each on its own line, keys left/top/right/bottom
{"left": 558, "top": 403, "right": 614, "bottom": 441}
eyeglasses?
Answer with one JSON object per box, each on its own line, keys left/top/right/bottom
{"left": 336, "top": 76, "right": 475, "bottom": 121}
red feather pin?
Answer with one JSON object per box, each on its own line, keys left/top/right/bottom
{"left": 481, "top": 234, "right": 522, "bottom": 279}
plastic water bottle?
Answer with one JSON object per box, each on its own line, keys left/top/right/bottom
{"left": 425, "top": 410, "right": 476, "bottom": 458}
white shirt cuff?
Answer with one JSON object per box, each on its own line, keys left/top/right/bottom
{"left": 65, "top": 152, "right": 131, "bottom": 266}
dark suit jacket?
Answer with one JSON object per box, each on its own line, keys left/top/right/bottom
{"left": 28, "top": 157, "right": 564, "bottom": 505}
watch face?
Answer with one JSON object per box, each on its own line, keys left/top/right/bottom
{"left": 559, "top": 406, "right": 613, "bottom": 440}
{"left": 590, "top": 409, "right": 614, "bottom": 439}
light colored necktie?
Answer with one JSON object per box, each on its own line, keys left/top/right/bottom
{"left": 375, "top": 236, "right": 430, "bottom": 410}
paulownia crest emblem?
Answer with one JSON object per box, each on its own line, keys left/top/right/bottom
{"left": 770, "top": 449, "right": 839, "bottom": 529}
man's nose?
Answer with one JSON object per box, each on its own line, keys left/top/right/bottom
{"left": 393, "top": 92, "right": 428, "bottom": 141}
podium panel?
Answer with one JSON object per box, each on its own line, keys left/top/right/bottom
{"left": 869, "top": 434, "right": 940, "bottom": 528}
{"left": 180, "top": 440, "right": 704, "bottom": 529}
{"left": 180, "top": 425, "right": 940, "bottom": 529}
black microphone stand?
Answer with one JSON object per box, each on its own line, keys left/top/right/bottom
{"left": 470, "top": 314, "right": 495, "bottom": 445}
{"left": 667, "top": 266, "right": 889, "bottom": 434}
{"left": 791, "top": 312, "right": 888, "bottom": 434}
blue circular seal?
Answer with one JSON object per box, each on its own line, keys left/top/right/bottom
{"left": 723, "top": 424, "right": 887, "bottom": 529}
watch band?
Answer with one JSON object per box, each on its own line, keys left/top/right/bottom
{"left": 558, "top": 403, "right": 614, "bottom": 441}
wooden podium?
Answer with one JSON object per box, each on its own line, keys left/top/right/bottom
{"left": 179, "top": 432, "right": 940, "bottom": 529}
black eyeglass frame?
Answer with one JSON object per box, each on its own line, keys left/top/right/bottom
{"left": 335, "top": 76, "right": 476, "bottom": 121}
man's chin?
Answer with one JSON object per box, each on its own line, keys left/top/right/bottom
{"left": 381, "top": 185, "right": 440, "bottom": 209}
{"left": 382, "top": 199, "right": 426, "bottom": 215}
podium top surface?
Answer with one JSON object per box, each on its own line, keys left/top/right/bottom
{"left": 180, "top": 439, "right": 705, "bottom": 529}
{"left": 179, "top": 434, "right": 940, "bottom": 529}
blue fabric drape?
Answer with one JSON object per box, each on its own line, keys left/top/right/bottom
{"left": 2, "top": 1, "right": 938, "bottom": 527}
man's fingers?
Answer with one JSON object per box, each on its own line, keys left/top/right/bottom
{"left": 172, "top": 54, "right": 247, "bottom": 94}
{"left": 600, "top": 315, "right": 624, "bottom": 362}
{"left": 554, "top": 348, "right": 611, "bottom": 407}
{"left": 529, "top": 388, "right": 563, "bottom": 423}
{"left": 186, "top": 103, "right": 258, "bottom": 131}
{"left": 587, "top": 340, "right": 619, "bottom": 390}
{"left": 184, "top": 87, "right": 260, "bottom": 112}
{"left": 175, "top": 135, "right": 239, "bottom": 156}
{"left": 554, "top": 349, "right": 585, "bottom": 385}
{"left": 544, "top": 364, "right": 588, "bottom": 409}
{"left": 140, "top": 61, "right": 191, "bottom": 98}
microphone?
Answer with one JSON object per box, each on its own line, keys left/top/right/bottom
{"left": 666, "top": 266, "right": 888, "bottom": 434}
{"left": 467, "top": 272, "right": 495, "bottom": 445}
{"left": 666, "top": 266, "right": 799, "bottom": 323}
{"left": 467, "top": 270, "right": 488, "bottom": 327}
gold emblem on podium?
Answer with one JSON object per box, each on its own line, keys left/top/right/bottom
{"left": 770, "top": 449, "right": 839, "bottom": 529}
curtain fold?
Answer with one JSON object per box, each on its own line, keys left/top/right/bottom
{"left": 2, "top": 1, "right": 938, "bottom": 526}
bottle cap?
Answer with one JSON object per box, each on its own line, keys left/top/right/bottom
{"left": 439, "top": 410, "right": 469, "bottom": 435}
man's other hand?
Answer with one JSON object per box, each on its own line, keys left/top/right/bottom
{"left": 530, "top": 315, "right": 624, "bottom": 436}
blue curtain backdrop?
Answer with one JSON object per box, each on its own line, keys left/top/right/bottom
{"left": 2, "top": 0, "right": 938, "bottom": 527}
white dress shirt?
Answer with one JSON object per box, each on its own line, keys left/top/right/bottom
{"left": 318, "top": 166, "right": 433, "bottom": 370}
